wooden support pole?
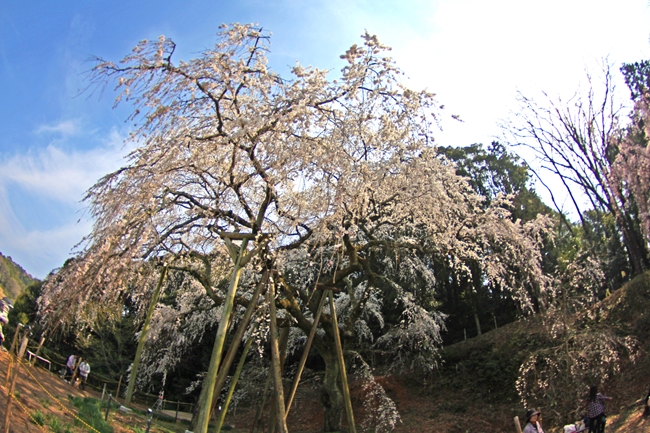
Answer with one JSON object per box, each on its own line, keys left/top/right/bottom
{"left": 116, "top": 375, "right": 123, "bottom": 400}
{"left": 514, "top": 415, "right": 523, "bottom": 433}
{"left": 217, "top": 335, "right": 255, "bottom": 433}
{"left": 8, "top": 324, "right": 22, "bottom": 355}
{"left": 268, "top": 327, "right": 289, "bottom": 433}
{"left": 71, "top": 357, "right": 81, "bottom": 385}
{"left": 195, "top": 239, "right": 249, "bottom": 433}
{"left": 328, "top": 290, "right": 356, "bottom": 433}
{"left": 267, "top": 283, "right": 288, "bottom": 433}
{"left": 126, "top": 266, "right": 168, "bottom": 406}
{"left": 3, "top": 332, "right": 29, "bottom": 433}
{"left": 251, "top": 369, "right": 273, "bottom": 433}
{"left": 285, "top": 290, "right": 327, "bottom": 418}
{"left": 31, "top": 336, "right": 46, "bottom": 366}
{"left": 209, "top": 271, "right": 269, "bottom": 419}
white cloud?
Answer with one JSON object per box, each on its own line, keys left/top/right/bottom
{"left": 0, "top": 214, "right": 92, "bottom": 279}
{"left": 373, "top": 0, "right": 650, "bottom": 147}
{"left": 35, "top": 119, "right": 82, "bottom": 137}
{"left": 0, "top": 128, "right": 127, "bottom": 202}
{"left": 0, "top": 128, "right": 131, "bottom": 278}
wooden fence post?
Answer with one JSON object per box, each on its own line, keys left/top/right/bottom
{"left": 105, "top": 394, "right": 112, "bottom": 421}
{"left": 3, "top": 332, "right": 29, "bottom": 433}
{"left": 4, "top": 324, "right": 23, "bottom": 386}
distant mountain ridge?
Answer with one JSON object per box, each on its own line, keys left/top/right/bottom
{"left": 0, "top": 252, "right": 38, "bottom": 300}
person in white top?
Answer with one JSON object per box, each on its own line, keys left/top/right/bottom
{"left": 66, "top": 354, "right": 77, "bottom": 382}
{"left": 0, "top": 301, "right": 10, "bottom": 350}
{"left": 78, "top": 360, "right": 90, "bottom": 391}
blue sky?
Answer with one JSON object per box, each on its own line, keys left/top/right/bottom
{"left": 2, "top": 0, "right": 650, "bottom": 279}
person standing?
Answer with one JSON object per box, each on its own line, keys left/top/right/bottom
{"left": 78, "top": 360, "right": 90, "bottom": 391}
{"left": 0, "top": 300, "right": 10, "bottom": 350}
{"left": 523, "top": 409, "right": 544, "bottom": 433}
{"left": 66, "top": 354, "right": 77, "bottom": 383}
{"left": 586, "top": 385, "right": 612, "bottom": 433}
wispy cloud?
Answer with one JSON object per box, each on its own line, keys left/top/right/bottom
{"left": 0, "top": 128, "right": 127, "bottom": 202}
{"left": 35, "top": 119, "right": 82, "bottom": 137}
{"left": 0, "top": 128, "right": 130, "bottom": 278}
{"left": 0, "top": 202, "right": 92, "bottom": 279}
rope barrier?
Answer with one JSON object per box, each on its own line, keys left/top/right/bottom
{"left": 30, "top": 345, "right": 124, "bottom": 385}
{"left": 16, "top": 357, "right": 103, "bottom": 433}
{"left": 34, "top": 346, "right": 120, "bottom": 384}
{"left": 6, "top": 390, "right": 49, "bottom": 432}
{"left": 11, "top": 344, "right": 195, "bottom": 419}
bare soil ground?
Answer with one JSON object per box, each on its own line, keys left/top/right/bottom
{"left": 0, "top": 351, "right": 176, "bottom": 433}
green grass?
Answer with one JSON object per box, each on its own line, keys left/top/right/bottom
{"left": 46, "top": 414, "right": 74, "bottom": 433}
{"left": 33, "top": 409, "right": 74, "bottom": 432}
{"left": 69, "top": 396, "right": 114, "bottom": 433}
{"left": 31, "top": 410, "right": 45, "bottom": 426}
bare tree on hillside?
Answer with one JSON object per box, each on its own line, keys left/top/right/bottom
{"left": 611, "top": 93, "right": 650, "bottom": 247}
{"left": 503, "top": 64, "right": 650, "bottom": 277}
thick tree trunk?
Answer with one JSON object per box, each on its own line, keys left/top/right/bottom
{"left": 321, "top": 350, "right": 343, "bottom": 433}
{"left": 620, "top": 214, "right": 650, "bottom": 276}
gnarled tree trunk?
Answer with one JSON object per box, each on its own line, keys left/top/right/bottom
{"left": 320, "top": 349, "right": 343, "bottom": 432}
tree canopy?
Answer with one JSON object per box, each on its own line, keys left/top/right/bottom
{"left": 39, "top": 24, "right": 554, "bottom": 433}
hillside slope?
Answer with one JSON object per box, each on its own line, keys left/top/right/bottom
{"left": 0, "top": 252, "right": 38, "bottom": 300}
{"left": 221, "top": 273, "right": 650, "bottom": 432}
{"left": 396, "top": 271, "right": 650, "bottom": 432}
{"left": 2, "top": 270, "right": 646, "bottom": 433}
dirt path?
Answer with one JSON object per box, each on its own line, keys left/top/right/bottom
{"left": 0, "top": 351, "right": 179, "bottom": 433}
{"left": 0, "top": 349, "right": 92, "bottom": 432}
